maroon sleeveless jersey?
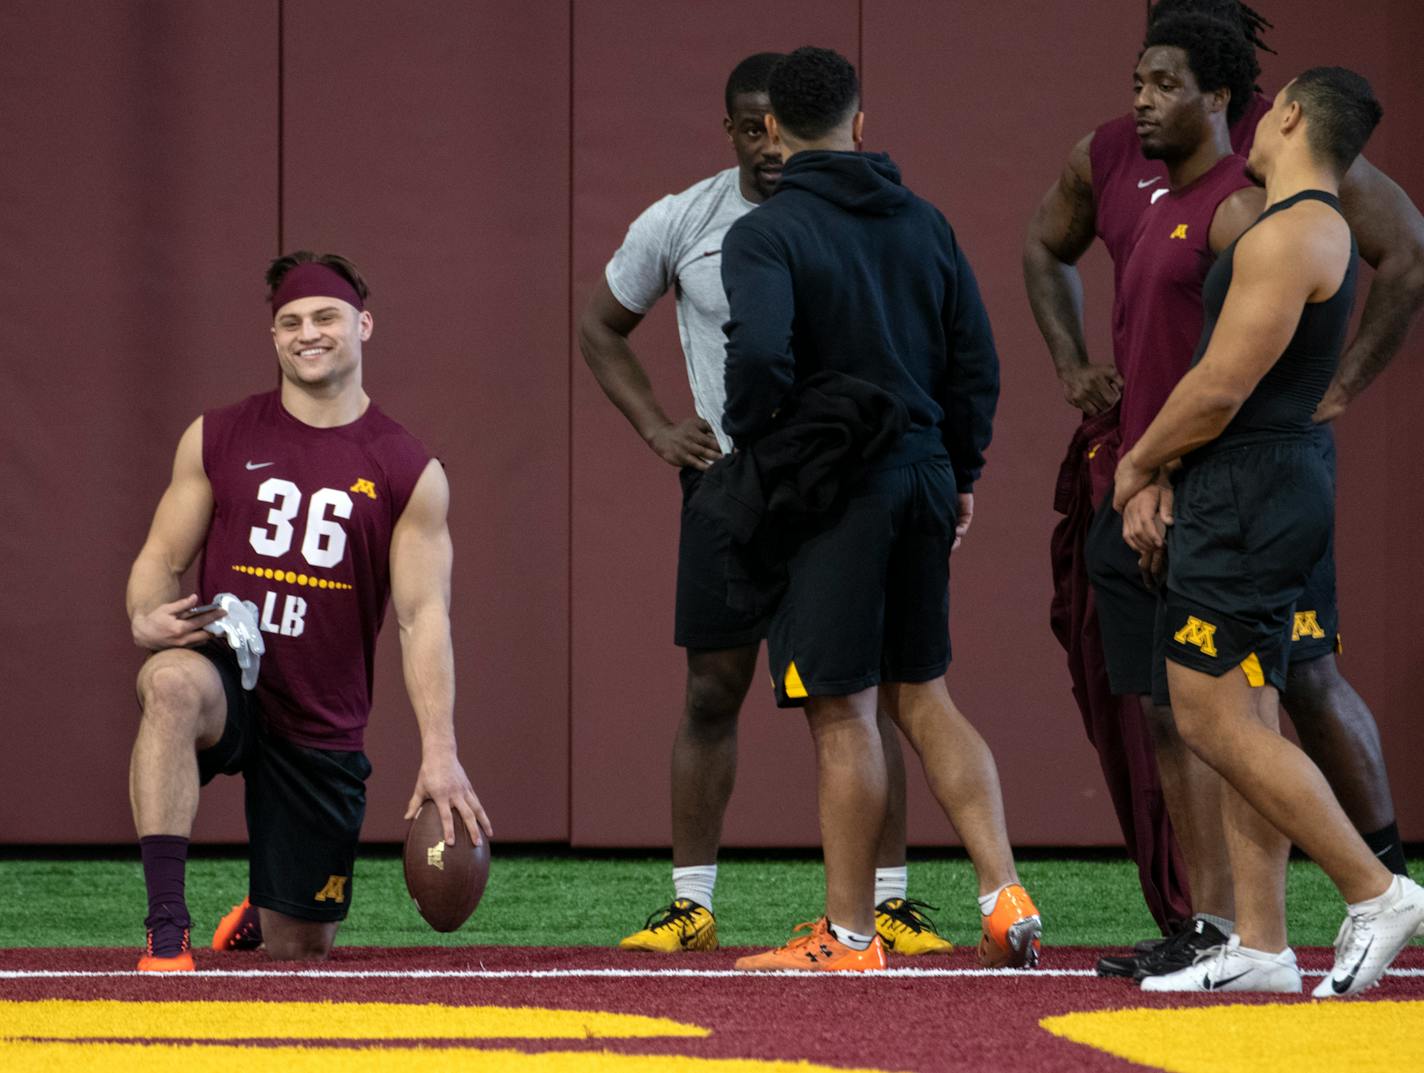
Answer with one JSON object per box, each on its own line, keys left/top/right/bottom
{"left": 199, "top": 391, "right": 431, "bottom": 749}
{"left": 1090, "top": 93, "right": 1268, "bottom": 451}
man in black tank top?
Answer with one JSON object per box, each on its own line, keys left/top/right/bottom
{"left": 1112, "top": 68, "right": 1424, "bottom": 996}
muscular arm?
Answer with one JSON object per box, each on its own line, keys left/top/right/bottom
{"left": 1023, "top": 132, "right": 1122, "bottom": 415}
{"left": 1320, "top": 156, "right": 1424, "bottom": 419}
{"left": 392, "top": 458, "right": 491, "bottom": 846}
{"left": 1208, "top": 185, "right": 1267, "bottom": 254}
{"left": 126, "top": 417, "right": 224, "bottom": 648}
{"left": 1115, "top": 211, "right": 1342, "bottom": 508}
{"left": 577, "top": 277, "right": 720, "bottom": 469}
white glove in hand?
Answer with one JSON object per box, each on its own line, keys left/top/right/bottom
{"left": 203, "top": 592, "right": 266, "bottom": 690}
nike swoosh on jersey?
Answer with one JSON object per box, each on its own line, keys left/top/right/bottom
{"left": 1151, "top": 188, "right": 1169, "bottom": 204}
{"left": 1330, "top": 935, "right": 1374, "bottom": 994}
{"left": 1137, "top": 177, "right": 1161, "bottom": 188}
{"left": 245, "top": 461, "right": 275, "bottom": 470}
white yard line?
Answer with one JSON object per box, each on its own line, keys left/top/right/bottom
{"left": 1, "top": 967, "right": 1421, "bottom": 980}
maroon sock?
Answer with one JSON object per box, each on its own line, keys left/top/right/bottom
{"left": 140, "top": 835, "right": 191, "bottom": 956}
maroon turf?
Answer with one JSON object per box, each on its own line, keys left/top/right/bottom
{"left": 2, "top": 946, "right": 1419, "bottom": 1072}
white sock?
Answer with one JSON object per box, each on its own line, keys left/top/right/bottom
{"left": 1347, "top": 873, "right": 1402, "bottom": 914}
{"left": 874, "top": 866, "right": 908, "bottom": 907}
{"left": 1196, "top": 912, "right": 1234, "bottom": 935}
{"left": 978, "top": 884, "right": 1009, "bottom": 916}
{"left": 828, "top": 920, "right": 874, "bottom": 950}
{"left": 672, "top": 864, "right": 717, "bottom": 914}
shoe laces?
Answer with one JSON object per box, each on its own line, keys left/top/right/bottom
{"left": 641, "top": 900, "right": 702, "bottom": 933}
{"left": 779, "top": 919, "right": 830, "bottom": 952}
{"left": 1336, "top": 907, "right": 1374, "bottom": 965}
{"left": 879, "top": 898, "right": 943, "bottom": 935}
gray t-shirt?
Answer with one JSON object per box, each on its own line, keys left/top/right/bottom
{"left": 605, "top": 166, "right": 755, "bottom": 454}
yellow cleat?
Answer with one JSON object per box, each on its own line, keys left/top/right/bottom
{"left": 876, "top": 898, "right": 954, "bottom": 955}
{"left": 618, "top": 898, "right": 718, "bottom": 952}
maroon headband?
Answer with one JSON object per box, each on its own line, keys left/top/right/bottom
{"left": 270, "top": 262, "right": 364, "bottom": 316}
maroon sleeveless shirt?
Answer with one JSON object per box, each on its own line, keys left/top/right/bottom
{"left": 1090, "top": 93, "right": 1269, "bottom": 451}
{"left": 200, "top": 391, "right": 430, "bottom": 749}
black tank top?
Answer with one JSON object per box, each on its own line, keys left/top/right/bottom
{"left": 1189, "top": 189, "right": 1357, "bottom": 442}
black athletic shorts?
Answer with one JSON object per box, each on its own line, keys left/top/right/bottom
{"left": 767, "top": 457, "right": 957, "bottom": 708}
{"left": 196, "top": 644, "right": 371, "bottom": 922}
{"left": 1089, "top": 432, "right": 1341, "bottom": 700}
{"left": 674, "top": 467, "right": 769, "bottom": 650}
{"left": 1161, "top": 438, "right": 1333, "bottom": 692}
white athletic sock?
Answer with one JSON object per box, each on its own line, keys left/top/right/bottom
{"left": 874, "top": 866, "right": 908, "bottom": 907}
{"left": 1347, "top": 873, "right": 1402, "bottom": 915}
{"left": 978, "top": 884, "right": 1009, "bottom": 916}
{"left": 1195, "top": 912, "right": 1234, "bottom": 935}
{"left": 672, "top": 864, "right": 717, "bottom": 914}
{"left": 828, "top": 920, "right": 874, "bottom": 950}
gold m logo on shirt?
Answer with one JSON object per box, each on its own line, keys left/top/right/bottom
{"left": 349, "top": 478, "right": 378, "bottom": 500}
{"left": 1169, "top": 223, "right": 1189, "bottom": 240}
{"left": 1292, "top": 610, "right": 1326, "bottom": 640}
{"left": 1173, "top": 616, "right": 1218, "bottom": 656}
{"left": 314, "top": 875, "right": 348, "bottom": 903}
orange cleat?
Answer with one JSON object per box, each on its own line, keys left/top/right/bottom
{"left": 977, "top": 884, "right": 1042, "bottom": 968}
{"left": 735, "top": 917, "right": 888, "bottom": 972}
{"left": 137, "top": 927, "right": 195, "bottom": 972}
{"left": 212, "top": 897, "right": 263, "bottom": 951}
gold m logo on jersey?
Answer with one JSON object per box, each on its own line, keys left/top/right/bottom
{"left": 1173, "top": 616, "right": 1218, "bottom": 656}
{"left": 1169, "top": 223, "right": 1189, "bottom": 240}
{"left": 1292, "top": 611, "right": 1326, "bottom": 640}
{"left": 350, "top": 478, "right": 377, "bottom": 500}
{"left": 314, "top": 875, "right": 348, "bottom": 903}
{"left": 427, "top": 841, "right": 446, "bottom": 871}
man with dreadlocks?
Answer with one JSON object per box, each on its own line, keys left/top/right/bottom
{"left": 1024, "top": 0, "right": 1424, "bottom": 977}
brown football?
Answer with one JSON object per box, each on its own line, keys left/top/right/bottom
{"left": 402, "top": 801, "right": 490, "bottom": 932}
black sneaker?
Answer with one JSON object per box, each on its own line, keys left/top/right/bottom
{"left": 1097, "top": 918, "right": 1229, "bottom": 979}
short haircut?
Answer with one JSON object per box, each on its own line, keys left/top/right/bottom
{"left": 767, "top": 46, "right": 859, "bottom": 140}
{"left": 265, "top": 251, "right": 370, "bottom": 305}
{"left": 1148, "top": 0, "right": 1274, "bottom": 56}
{"left": 1285, "top": 67, "right": 1382, "bottom": 175}
{"left": 724, "top": 52, "right": 784, "bottom": 116}
{"left": 1144, "top": 12, "right": 1260, "bottom": 124}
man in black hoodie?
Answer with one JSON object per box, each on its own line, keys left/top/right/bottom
{"left": 722, "top": 47, "right": 1042, "bottom": 972}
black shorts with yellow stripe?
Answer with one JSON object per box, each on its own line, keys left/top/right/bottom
{"left": 768, "top": 457, "right": 956, "bottom": 708}
{"left": 1160, "top": 437, "right": 1333, "bottom": 691}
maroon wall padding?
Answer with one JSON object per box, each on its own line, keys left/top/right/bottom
{"left": 1, "top": 2, "right": 1420, "bottom": 848}
{"left": 276, "top": 2, "right": 573, "bottom": 842}
{"left": 568, "top": 1, "right": 862, "bottom": 847}
{"left": 0, "top": 0, "right": 280, "bottom": 843}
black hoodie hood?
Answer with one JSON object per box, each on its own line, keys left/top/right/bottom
{"left": 773, "top": 150, "right": 911, "bottom": 216}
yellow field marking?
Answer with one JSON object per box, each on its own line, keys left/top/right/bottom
{"left": 1, "top": 1041, "right": 901, "bottom": 1073}
{"left": 0, "top": 1001, "right": 905, "bottom": 1073}
{"left": 1041, "top": 1000, "right": 1424, "bottom": 1073}
{"left": 0, "top": 999, "right": 704, "bottom": 1040}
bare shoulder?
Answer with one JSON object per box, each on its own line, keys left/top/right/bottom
{"left": 399, "top": 458, "right": 450, "bottom": 529}
{"left": 1210, "top": 186, "right": 1267, "bottom": 253}
{"left": 1066, "top": 131, "right": 1095, "bottom": 190}
{"left": 1237, "top": 202, "right": 1350, "bottom": 295}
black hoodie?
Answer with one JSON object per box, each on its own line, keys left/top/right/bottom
{"left": 720, "top": 150, "right": 999, "bottom": 491}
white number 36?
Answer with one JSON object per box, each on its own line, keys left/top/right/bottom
{"left": 248, "top": 478, "right": 352, "bottom": 567}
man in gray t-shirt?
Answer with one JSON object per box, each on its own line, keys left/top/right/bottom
{"left": 579, "top": 53, "right": 948, "bottom": 958}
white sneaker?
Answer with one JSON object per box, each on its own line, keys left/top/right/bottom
{"left": 1140, "top": 935, "right": 1302, "bottom": 993}
{"left": 1313, "top": 875, "right": 1424, "bottom": 998}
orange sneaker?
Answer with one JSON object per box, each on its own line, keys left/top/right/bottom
{"left": 735, "top": 918, "right": 888, "bottom": 972}
{"left": 212, "top": 897, "right": 263, "bottom": 951}
{"left": 977, "top": 884, "right": 1042, "bottom": 968}
{"left": 137, "top": 926, "right": 195, "bottom": 972}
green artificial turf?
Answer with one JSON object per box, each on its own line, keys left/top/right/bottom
{"left": 1, "top": 851, "right": 1417, "bottom": 950}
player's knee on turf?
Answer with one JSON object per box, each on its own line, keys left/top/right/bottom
{"left": 260, "top": 913, "right": 337, "bottom": 961}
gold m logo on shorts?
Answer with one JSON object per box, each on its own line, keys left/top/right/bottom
{"left": 1292, "top": 611, "right": 1326, "bottom": 640}
{"left": 1173, "top": 616, "right": 1218, "bottom": 656}
{"left": 314, "top": 875, "right": 348, "bottom": 903}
